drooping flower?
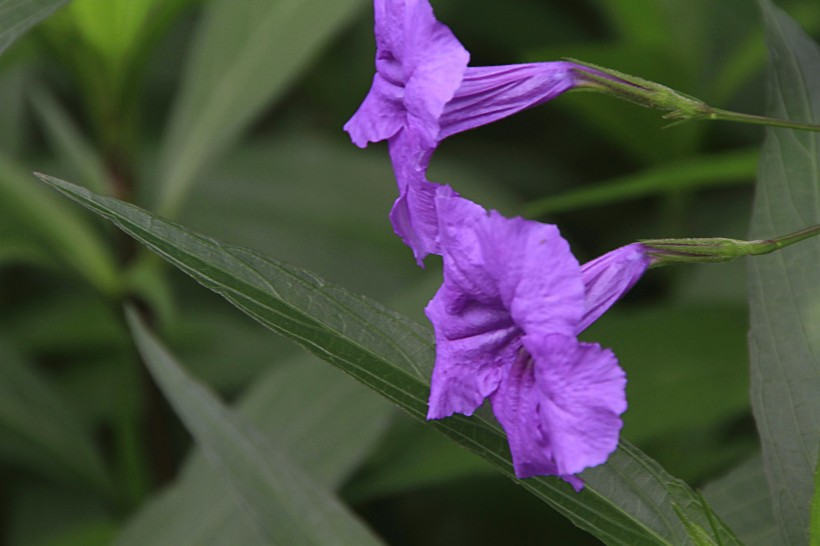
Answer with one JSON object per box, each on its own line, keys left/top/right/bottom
{"left": 425, "top": 187, "right": 650, "bottom": 489}
{"left": 344, "top": 0, "right": 608, "bottom": 265}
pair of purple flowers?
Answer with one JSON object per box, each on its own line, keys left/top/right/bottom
{"left": 345, "top": 0, "right": 650, "bottom": 489}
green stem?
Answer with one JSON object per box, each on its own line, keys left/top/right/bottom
{"left": 642, "top": 223, "right": 820, "bottom": 267}
{"left": 746, "top": 224, "right": 820, "bottom": 255}
{"left": 570, "top": 59, "right": 820, "bottom": 133}
{"left": 708, "top": 107, "right": 820, "bottom": 133}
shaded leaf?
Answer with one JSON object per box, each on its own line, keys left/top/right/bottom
{"left": 116, "top": 353, "right": 391, "bottom": 546}
{"left": 0, "top": 340, "right": 110, "bottom": 493}
{"left": 0, "top": 66, "right": 28, "bottom": 155}
{"left": 812, "top": 450, "right": 820, "bottom": 546}
{"left": 41, "top": 173, "right": 744, "bottom": 546}
{"left": 126, "top": 308, "right": 385, "bottom": 545}
{"left": 748, "top": 2, "right": 820, "bottom": 543}
{"left": 344, "top": 416, "right": 493, "bottom": 503}
{"left": 5, "top": 480, "right": 115, "bottom": 546}
{"left": 702, "top": 453, "right": 781, "bottom": 546}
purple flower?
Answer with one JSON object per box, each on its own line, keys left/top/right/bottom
{"left": 344, "top": 0, "right": 603, "bottom": 265}
{"left": 425, "top": 187, "right": 650, "bottom": 489}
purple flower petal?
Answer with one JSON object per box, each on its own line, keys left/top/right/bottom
{"left": 344, "top": 73, "right": 406, "bottom": 148}
{"left": 439, "top": 62, "right": 580, "bottom": 140}
{"left": 578, "top": 243, "right": 651, "bottom": 333}
{"left": 387, "top": 130, "right": 440, "bottom": 264}
{"left": 426, "top": 189, "right": 589, "bottom": 420}
{"left": 346, "top": 0, "right": 469, "bottom": 150}
{"left": 425, "top": 192, "right": 640, "bottom": 486}
{"left": 426, "top": 287, "right": 521, "bottom": 418}
{"left": 491, "top": 334, "right": 625, "bottom": 483}
{"left": 478, "top": 211, "right": 584, "bottom": 337}
{"left": 401, "top": 0, "right": 470, "bottom": 149}
{"left": 346, "top": 2, "right": 618, "bottom": 265}
{"left": 426, "top": 189, "right": 517, "bottom": 416}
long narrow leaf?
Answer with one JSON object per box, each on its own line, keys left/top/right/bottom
{"left": 748, "top": 2, "right": 820, "bottom": 544}
{"left": 40, "top": 173, "right": 742, "bottom": 546}
{"left": 115, "top": 354, "right": 390, "bottom": 546}
{"left": 126, "top": 308, "right": 385, "bottom": 545}
{"left": 155, "top": 0, "right": 367, "bottom": 216}
{"left": 523, "top": 149, "right": 757, "bottom": 218}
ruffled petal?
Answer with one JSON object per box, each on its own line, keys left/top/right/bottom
{"left": 491, "top": 334, "right": 625, "bottom": 484}
{"left": 344, "top": 73, "right": 405, "bottom": 147}
{"left": 439, "top": 61, "right": 580, "bottom": 139}
{"left": 526, "top": 335, "right": 626, "bottom": 476}
{"left": 477, "top": 211, "right": 585, "bottom": 338}
{"left": 402, "top": 0, "right": 470, "bottom": 148}
{"left": 578, "top": 243, "right": 650, "bottom": 333}
{"left": 349, "top": 0, "right": 469, "bottom": 150}
{"left": 387, "top": 130, "right": 440, "bottom": 264}
{"left": 373, "top": 0, "right": 402, "bottom": 60}
{"left": 426, "top": 188, "right": 519, "bottom": 417}
{"left": 388, "top": 176, "right": 439, "bottom": 265}
{"left": 426, "top": 287, "right": 520, "bottom": 418}
{"left": 434, "top": 187, "right": 497, "bottom": 298}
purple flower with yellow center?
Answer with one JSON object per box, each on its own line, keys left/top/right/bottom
{"left": 344, "top": 0, "right": 606, "bottom": 265}
{"left": 425, "top": 187, "right": 650, "bottom": 489}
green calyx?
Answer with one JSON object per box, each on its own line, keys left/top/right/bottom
{"left": 642, "top": 224, "right": 820, "bottom": 267}
{"left": 568, "top": 59, "right": 710, "bottom": 120}
{"left": 569, "top": 59, "right": 820, "bottom": 132}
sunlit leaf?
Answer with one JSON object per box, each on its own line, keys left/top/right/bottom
{"left": 41, "top": 173, "right": 744, "bottom": 546}
{"left": 748, "top": 2, "right": 820, "bottom": 543}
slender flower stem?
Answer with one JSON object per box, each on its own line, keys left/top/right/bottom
{"left": 746, "top": 224, "right": 820, "bottom": 255}
{"left": 642, "top": 223, "right": 820, "bottom": 267}
{"left": 707, "top": 107, "right": 820, "bottom": 133}
{"left": 569, "top": 59, "right": 820, "bottom": 133}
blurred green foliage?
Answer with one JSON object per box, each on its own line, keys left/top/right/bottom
{"left": 1, "top": 0, "right": 819, "bottom": 544}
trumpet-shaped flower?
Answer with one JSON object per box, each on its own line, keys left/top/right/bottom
{"left": 344, "top": 0, "right": 605, "bottom": 264}
{"left": 425, "top": 187, "right": 650, "bottom": 488}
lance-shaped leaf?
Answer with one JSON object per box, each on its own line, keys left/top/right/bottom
{"left": 155, "top": 0, "right": 367, "bottom": 216}
{"left": 749, "top": 2, "right": 820, "bottom": 544}
{"left": 115, "top": 353, "right": 391, "bottom": 546}
{"left": 40, "top": 173, "right": 741, "bottom": 546}
{"left": 126, "top": 308, "right": 385, "bottom": 546}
